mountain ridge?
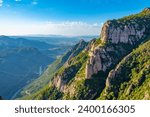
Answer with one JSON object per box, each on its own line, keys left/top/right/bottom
{"left": 17, "top": 39, "right": 88, "bottom": 98}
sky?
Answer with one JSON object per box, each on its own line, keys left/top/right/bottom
{"left": 0, "top": 0, "right": 150, "bottom": 36}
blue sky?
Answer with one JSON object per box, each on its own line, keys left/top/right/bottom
{"left": 0, "top": 0, "right": 150, "bottom": 36}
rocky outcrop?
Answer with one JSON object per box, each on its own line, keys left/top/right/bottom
{"left": 101, "top": 8, "right": 150, "bottom": 44}
{"left": 53, "top": 73, "right": 68, "bottom": 92}
{"left": 85, "top": 44, "right": 130, "bottom": 79}
{"left": 85, "top": 8, "right": 150, "bottom": 79}
{"left": 101, "top": 21, "right": 146, "bottom": 44}
{"left": 86, "top": 46, "right": 111, "bottom": 79}
{"left": 142, "top": 7, "right": 150, "bottom": 14}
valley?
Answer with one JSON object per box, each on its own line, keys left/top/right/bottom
{"left": 0, "top": 35, "right": 89, "bottom": 99}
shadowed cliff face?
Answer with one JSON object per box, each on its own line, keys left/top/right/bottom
{"left": 99, "top": 39, "right": 150, "bottom": 100}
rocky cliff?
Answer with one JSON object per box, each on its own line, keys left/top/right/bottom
{"left": 85, "top": 44, "right": 131, "bottom": 79}
{"left": 101, "top": 21, "right": 146, "bottom": 44}
{"left": 85, "top": 8, "right": 150, "bottom": 79}
{"left": 101, "top": 8, "right": 150, "bottom": 44}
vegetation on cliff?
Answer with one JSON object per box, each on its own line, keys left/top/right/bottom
{"left": 99, "top": 39, "right": 150, "bottom": 100}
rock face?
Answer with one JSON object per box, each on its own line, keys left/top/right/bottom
{"left": 101, "top": 8, "right": 150, "bottom": 44}
{"left": 53, "top": 64, "right": 81, "bottom": 92}
{"left": 85, "top": 44, "right": 130, "bottom": 79}
{"left": 143, "top": 7, "right": 150, "bottom": 13}
{"left": 101, "top": 21, "right": 146, "bottom": 44}
{"left": 86, "top": 46, "right": 111, "bottom": 79}
{"left": 85, "top": 9, "right": 150, "bottom": 79}
{"left": 53, "top": 73, "right": 68, "bottom": 92}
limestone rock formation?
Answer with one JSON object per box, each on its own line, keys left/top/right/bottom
{"left": 85, "top": 44, "right": 131, "bottom": 79}
{"left": 85, "top": 8, "right": 150, "bottom": 79}
{"left": 101, "top": 21, "right": 146, "bottom": 44}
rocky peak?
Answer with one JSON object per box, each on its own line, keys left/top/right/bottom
{"left": 142, "top": 7, "right": 150, "bottom": 13}
{"left": 101, "top": 21, "right": 146, "bottom": 44}
{"left": 100, "top": 8, "right": 150, "bottom": 44}
{"left": 79, "top": 39, "right": 85, "bottom": 43}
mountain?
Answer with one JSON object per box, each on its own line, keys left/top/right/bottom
{"left": 0, "top": 36, "right": 65, "bottom": 60}
{"left": 0, "top": 35, "right": 55, "bottom": 50}
{"left": 0, "top": 36, "right": 71, "bottom": 99}
{"left": 15, "top": 35, "right": 97, "bottom": 45}
{"left": 18, "top": 40, "right": 88, "bottom": 99}
{"left": 19, "top": 8, "right": 150, "bottom": 100}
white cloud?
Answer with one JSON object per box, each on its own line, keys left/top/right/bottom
{"left": 43, "top": 21, "right": 102, "bottom": 36}
{"left": 0, "top": 21, "right": 103, "bottom": 36}
{"left": 0, "top": 0, "right": 3, "bottom": 7}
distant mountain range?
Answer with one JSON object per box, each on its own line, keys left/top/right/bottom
{"left": 11, "top": 35, "right": 97, "bottom": 46}
{"left": 0, "top": 35, "right": 55, "bottom": 50}
{"left": 0, "top": 36, "right": 72, "bottom": 99}
{"left": 19, "top": 8, "right": 150, "bottom": 100}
